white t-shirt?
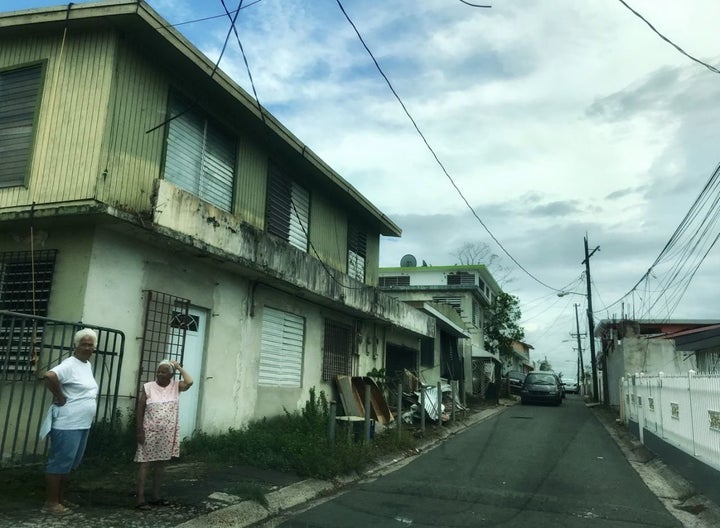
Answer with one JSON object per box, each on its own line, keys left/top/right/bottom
{"left": 50, "top": 356, "right": 98, "bottom": 430}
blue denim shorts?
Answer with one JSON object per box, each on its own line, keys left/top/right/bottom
{"left": 46, "top": 429, "right": 90, "bottom": 474}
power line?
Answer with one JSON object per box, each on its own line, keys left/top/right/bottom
{"left": 220, "top": 1, "right": 365, "bottom": 291}
{"left": 335, "top": 0, "right": 561, "bottom": 292}
{"left": 458, "top": 1, "right": 492, "bottom": 7}
{"left": 154, "top": 0, "right": 264, "bottom": 30}
{"left": 617, "top": 0, "right": 720, "bottom": 75}
{"left": 604, "top": 162, "right": 720, "bottom": 313}
{"left": 146, "top": 1, "right": 243, "bottom": 134}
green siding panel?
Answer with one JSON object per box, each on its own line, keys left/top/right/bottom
{"left": 96, "top": 42, "right": 166, "bottom": 212}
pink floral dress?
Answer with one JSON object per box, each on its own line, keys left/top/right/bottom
{"left": 134, "top": 379, "right": 180, "bottom": 462}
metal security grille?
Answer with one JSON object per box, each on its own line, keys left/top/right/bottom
{"left": 322, "top": 319, "right": 354, "bottom": 381}
{"left": 432, "top": 295, "right": 462, "bottom": 315}
{"left": 379, "top": 275, "right": 410, "bottom": 287}
{"left": 266, "top": 164, "right": 309, "bottom": 252}
{"left": 0, "top": 63, "right": 43, "bottom": 186}
{"left": 0, "top": 311, "right": 125, "bottom": 465}
{"left": 137, "top": 291, "right": 190, "bottom": 389}
{"left": 447, "top": 272, "right": 476, "bottom": 286}
{"left": 0, "top": 250, "right": 57, "bottom": 379}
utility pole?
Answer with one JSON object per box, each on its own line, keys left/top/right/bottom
{"left": 583, "top": 236, "right": 600, "bottom": 403}
{"left": 573, "top": 303, "right": 585, "bottom": 394}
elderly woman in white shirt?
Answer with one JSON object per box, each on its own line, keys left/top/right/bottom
{"left": 42, "top": 328, "right": 99, "bottom": 516}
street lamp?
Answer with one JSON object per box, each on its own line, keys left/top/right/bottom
{"left": 556, "top": 291, "right": 583, "bottom": 298}
{"left": 557, "top": 290, "right": 598, "bottom": 402}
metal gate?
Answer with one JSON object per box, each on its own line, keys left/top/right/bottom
{"left": 0, "top": 310, "right": 125, "bottom": 466}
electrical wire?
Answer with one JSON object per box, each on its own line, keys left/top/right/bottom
{"left": 617, "top": 0, "right": 720, "bottom": 75}
{"left": 218, "top": 1, "right": 365, "bottom": 291}
{"left": 220, "top": 0, "right": 265, "bottom": 124}
{"left": 604, "top": 162, "right": 720, "bottom": 313}
{"left": 334, "top": 0, "right": 562, "bottom": 293}
{"left": 154, "top": 0, "right": 264, "bottom": 29}
{"left": 145, "top": 1, "right": 243, "bottom": 134}
{"left": 458, "top": 0, "right": 492, "bottom": 7}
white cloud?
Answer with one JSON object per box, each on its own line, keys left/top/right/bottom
{"left": 8, "top": 0, "right": 720, "bottom": 373}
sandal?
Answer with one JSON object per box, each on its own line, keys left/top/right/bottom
{"left": 41, "top": 503, "right": 72, "bottom": 516}
{"left": 149, "top": 498, "right": 171, "bottom": 506}
{"left": 62, "top": 500, "right": 80, "bottom": 509}
{"left": 135, "top": 502, "right": 152, "bottom": 511}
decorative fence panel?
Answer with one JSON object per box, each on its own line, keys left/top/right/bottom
{"left": 0, "top": 311, "right": 125, "bottom": 466}
{"left": 621, "top": 373, "right": 720, "bottom": 472}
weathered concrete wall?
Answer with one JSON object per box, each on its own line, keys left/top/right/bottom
{"left": 1, "top": 224, "right": 430, "bottom": 437}
{"left": 606, "top": 334, "right": 698, "bottom": 406}
{"left": 153, "top": 181, "right": 432, "bottom": 339}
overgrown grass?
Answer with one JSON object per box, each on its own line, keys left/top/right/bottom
{"left": 182, "top": 387, "right": 417, "bottom": 479}
{"left": 1, "top": 387, "right": 437, "bottom": 508}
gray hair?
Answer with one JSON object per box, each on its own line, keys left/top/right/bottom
{"left": 73, "top": 328, "right": 98, "bottom": 347}
{"left": 158, "top": 359, "right": 176, "bottom": 374}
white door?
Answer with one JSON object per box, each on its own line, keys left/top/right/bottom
{"left": 178, "top": 306, "right": 206, "bottom": 440}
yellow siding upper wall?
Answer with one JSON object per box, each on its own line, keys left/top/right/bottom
{"left": 96, "top": 40, "right": 166, "bottom": 212}
{"left": 0, "top": 22, "right": 385, "bottom": 281}
{"left": 0, "top": 31, "right": 114, "bottom": 206}
{"left": 236, "top": 136, "right": 268, "bottom": 228}
{"left": 366, "top": 233, "right": 379, "bottom": 285}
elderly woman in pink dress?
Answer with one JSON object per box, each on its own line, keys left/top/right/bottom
{"left": 134, "top": 359, "right": 193, "bottom": 509}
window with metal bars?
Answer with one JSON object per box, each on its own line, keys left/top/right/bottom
{"left": 322, "top": 319, "right": 354, "bottom": 381}
{"left": 432, "top": 295, "right": 462, "bottom": 316}
{"left": 163, "top": 93, "right": 236, "bottom": 212}
{"left": 0, "top": 63, "right": 43, "bottom": 187}
{"left": 0, "top": 250, "right": 57, "bottom": 378}
{"left": 347, "top": 223, "right": 367, "bottom": 282}
{"left": 379, "top": 275, "right": 410, "bottom": 287}
{"left": 137, "top": 291, "right": 190, "bottom": 388}
{"left": 266, "top": 164, "right": 310, "bottom": 252}
{"left": 447, "top": 272, "right": 476, "bottom": 286}
{"left": 472, "top": 299, "right": 480, "bottom": 327}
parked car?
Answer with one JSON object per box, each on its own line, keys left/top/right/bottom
{"left": 520, "top": 372, "right": 563, "bottom": 406}
{"left": 561, "top": 377, "right": 579, "bottom": 394}
{"left": 504, "top": 370, "right": 526, "bottom": 395}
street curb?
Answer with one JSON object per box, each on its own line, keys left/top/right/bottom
{"left": 177, "top": 403, "right": 512, "bottom": 528}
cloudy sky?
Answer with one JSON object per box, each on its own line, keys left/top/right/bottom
{"left": 8, "top": 0, "right": 720, "bottom": 377}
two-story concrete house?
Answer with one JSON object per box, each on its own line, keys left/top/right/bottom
{"left": 378, "top": 262, "right": 501, "bottom": 398}
{"left": 0, "top": 0, "right": 435, "bottom": 461}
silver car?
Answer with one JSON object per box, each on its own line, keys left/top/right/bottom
{"left": 561, "top": 377, "right": 579, "bottom": 394}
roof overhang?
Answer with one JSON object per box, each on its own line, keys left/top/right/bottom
{"left": 0, "top": 0, "right": 401, "bottom": 237}
{"left": 673, "top": 325, "right": 720, "bottom": 351}
{"left": 419, "top": 303, "right": 470, "bottom": 339}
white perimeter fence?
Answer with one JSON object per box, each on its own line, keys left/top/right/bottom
{"left": 620, "top": 372, "right": 720, "bottom": 472}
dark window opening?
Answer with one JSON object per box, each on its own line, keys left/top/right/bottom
{"left": 420, "top": 338, "right": 434, "bottom": 367}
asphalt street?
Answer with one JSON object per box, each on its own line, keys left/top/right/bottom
{"left": 267, "top": 396, "right": 684, "bottom": 527}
